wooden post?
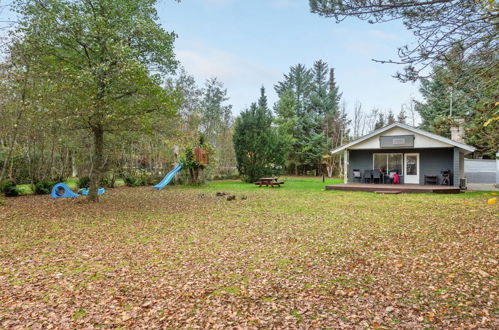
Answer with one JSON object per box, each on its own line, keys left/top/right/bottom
{"left": 343, "top": 150, "right": 348, "bottom": 184}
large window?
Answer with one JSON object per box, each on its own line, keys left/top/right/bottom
{"left": 373, "top": 153, "right": 403, "bottom": 174}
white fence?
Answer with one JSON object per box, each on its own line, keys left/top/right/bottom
{"left": 464, "top": 157, "right": 498, "bottom": 184}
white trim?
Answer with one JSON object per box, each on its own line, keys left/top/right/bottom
{"left": 404, "top": 153, "right": 420, "bottom": 184}
{"left": 331, "top": 123, "right": 475, "bottom": 154}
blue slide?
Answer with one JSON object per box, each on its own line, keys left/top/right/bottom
{"left": 154, "top": 164, "right": 182, "bottom": 190}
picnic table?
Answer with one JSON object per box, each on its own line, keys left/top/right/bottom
{"left": 255, "top": 177, "right": 285, "bottom": 187}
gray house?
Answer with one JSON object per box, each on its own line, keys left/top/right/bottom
{"left": 331, "top": 123, "right": 475, "bottom": 187}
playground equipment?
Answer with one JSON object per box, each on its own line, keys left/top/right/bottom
{"left": 50, "top": 183, "right": 80, "bottom": 198}
{"left": 51, "top": 183, "right": 105, "bottom": 198}
{"left": 80, "top": 188, "right": 106, "bottom": 196}
{"left": 154, "top": 164, "right": 183, "bottom": 190}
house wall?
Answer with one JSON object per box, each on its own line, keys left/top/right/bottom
{"left": 348, "top": 148, "right": 455, "bottom": 185}
{"left": 350, "top": 127, "right": 453, "bottom": 149}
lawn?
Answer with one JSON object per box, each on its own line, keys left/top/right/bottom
{"left": 0, "top": 178, "right": 497, "bottom": 328}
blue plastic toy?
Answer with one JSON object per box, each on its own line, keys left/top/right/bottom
{"left": 154, "top": 164, "right": 183, "bottom": 190}
{"left": 50, "top": 183, "right": 80, "bottom": 198}
{"left": 79, "top": 188, "right": 105, "bottom": 196}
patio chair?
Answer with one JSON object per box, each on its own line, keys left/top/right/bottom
{"left": 363, "top": 170, "right": 372, "bottom": 183}
{"left": 388, "top": 171, "right": 397, "bottom": 184}
{"left": 372, "top": 170, "right": 381, "bottom": 184}
{"left": 352, "top": 169, "right": 362, "bottom": 182}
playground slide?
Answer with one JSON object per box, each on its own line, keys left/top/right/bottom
{"left": 154, "top": 164, "right": 182, "bottom": 190}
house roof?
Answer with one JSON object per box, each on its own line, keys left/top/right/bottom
{"left": 331, "top": 122, "right": 475, "bottom": 154}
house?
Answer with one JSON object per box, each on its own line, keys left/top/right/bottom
{"left": 329, "top": 122, "right": 475, "bottom": 188}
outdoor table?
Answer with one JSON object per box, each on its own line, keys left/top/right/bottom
{"left": 259, "top": 177, "right": 278, "bottom": 183}
{"left": 255, "top": 177, "right": 283, "bottom": 187}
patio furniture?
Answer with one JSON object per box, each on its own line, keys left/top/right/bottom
{"left": 255, "top": 177, "right": 284, "bottom": 187}
{"left": 363, "top": 170, "right": 372, "bottom": 183}
{"left": 372, "top": 170, "right": 381, "bottom": 184}
{"left": 441, "top": 169, "right": 451, "bottom": 185}
{"left": 388, "top": 171, "right": 397, "bottom": 184}
{"left": 352, "top": 169, "right": 362, "bottom": 182}
{"left": 424, "top": 175, "right": 438, "bottom": 185}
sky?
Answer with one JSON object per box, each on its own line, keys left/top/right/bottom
{"left": 157, "top": 0, "right": 421, "bottom": 118}
{"left": 0, "top": 0, "right": 421, "bottom": 119}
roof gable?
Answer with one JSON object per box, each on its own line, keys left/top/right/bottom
{"left": 331, "top": 123, "right": 475, "bottom": 154}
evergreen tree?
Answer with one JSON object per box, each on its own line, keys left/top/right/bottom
{"left": 233, "top": 88, "right": 290, "bottom": 182}
{"left": 374, "top": 113, "right": 385, "bottom": 130}
{"left": 387, "top": 110, "right": 396, "bottom": 125}
{"left": 275, "top": 64, "right": 313, "bottom": 116}
{"left": 397, "top": 109, "right": 408, "bottom": 124}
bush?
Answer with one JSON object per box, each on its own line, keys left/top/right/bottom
{"left": 100, "top": 175, "right": 115, "bottom": 188}
{"left": 123, "top": 174, "right": 142, "bottom": 187}
{"left": 78, "top": 176, "right": 91, "bottom": 189}
{"left": 0, "top": 179, "right": 20, "bottom": 197}
{"left": 0, "top": 199, "right": 5, "bottom": 206}
{"left": 34, "top": 179, "right": 56, "bottom": 195}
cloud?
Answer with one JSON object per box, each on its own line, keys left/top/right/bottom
{"left": 176, "top": 41, "right": 282, "bottom": 112}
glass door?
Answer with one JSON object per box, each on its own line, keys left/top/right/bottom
{"left": 404, "top": 153, "right": 420, "bottom": 184}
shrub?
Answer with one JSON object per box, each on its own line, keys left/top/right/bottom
{"left": 100, "top": 175, "right": 115, "bottom": 188}
{"left": 34, "top": 179, "right": 56, "bottom": 195}
{"left": 123, "top": 174, "right": 142, "bottom": 187}
{"left": 0, "top": 199, "right": 5, "bottom": 206}
{"left": 78, "top": 176, "right": 91, "bottom": 189}
{"left": 0, "top": 179, "right": 20, "bottom": 197}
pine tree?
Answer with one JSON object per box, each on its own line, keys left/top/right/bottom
{"left": 387, "top": 110, "right": 396, "bottom": 125}
{"left": 374, "top": 113, "right": 385, "bottom": 130}
{"left": 233, "top": 88, "right": 290, "bottom": 182}
{"left": 397, "top": 109, "right": 408, "bottom": 124}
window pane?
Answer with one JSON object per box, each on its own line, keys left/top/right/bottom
{"left": 406, "top": 155, "right": 417, "bottom": 175}
{"left": 388, "top": 154, "right": 402, "bottom": 174}
{"left": 374, "top": 154, "right": 387, "bottom": 171}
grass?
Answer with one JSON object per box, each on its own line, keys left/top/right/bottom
{"left": 0, "top": 177, "right": 497, "bottom": 328}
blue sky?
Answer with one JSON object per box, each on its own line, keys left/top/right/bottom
{"left": 158, "top": 0, "right": 421, "bottom": 117}
{"left": 1, "top": 0, "right": 421, "bottom": 119}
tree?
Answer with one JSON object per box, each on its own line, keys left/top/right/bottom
{"left": 199, "top": 78, "right": 235, "bottom": 173}
{"left": 275, "top": 64, "right": 314, "bottom": 116}
{"left": 415, "top": 52, "right": 498, "bottom": 157}
{"left": 11, "top": 0, "right": 178, "bottom": 201}
{"left": 233, "top": 88, "right": 290, "bottom": 182}
{"left": 387, "top": 110, "right": 396, "bottom": 125}
{"left": 397, "top": 109, "right": 408, "bottom": 124}
{"left": 374, "top": 112, "right": 385, "bottom": 130}
{"left": 309, "top": 0, "right": 498, "bottom": 82}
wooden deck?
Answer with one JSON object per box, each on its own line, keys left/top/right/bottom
{"left": 326, "top": 183, "right": 461, "bottom": 194}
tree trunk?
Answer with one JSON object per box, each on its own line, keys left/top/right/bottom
{"left": 88, "top": 126, "right": 104, "bottom": 201}
{"left": 327, "top": 165, "right": 333, "bottom": 178}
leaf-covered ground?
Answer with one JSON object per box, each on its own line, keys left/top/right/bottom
{"left": 0, "top": 178, "right": 497, "bottom": 328}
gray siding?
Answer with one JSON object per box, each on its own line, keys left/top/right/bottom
{"left": 349, "top": 148, "right": 454, "bottom": 185}
{"left": 465, "top": 159, "right": 497, "bottom": 183}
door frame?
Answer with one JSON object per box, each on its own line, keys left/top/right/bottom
{"left": 404, "top": 153, "right": 420, "bottom": 184}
